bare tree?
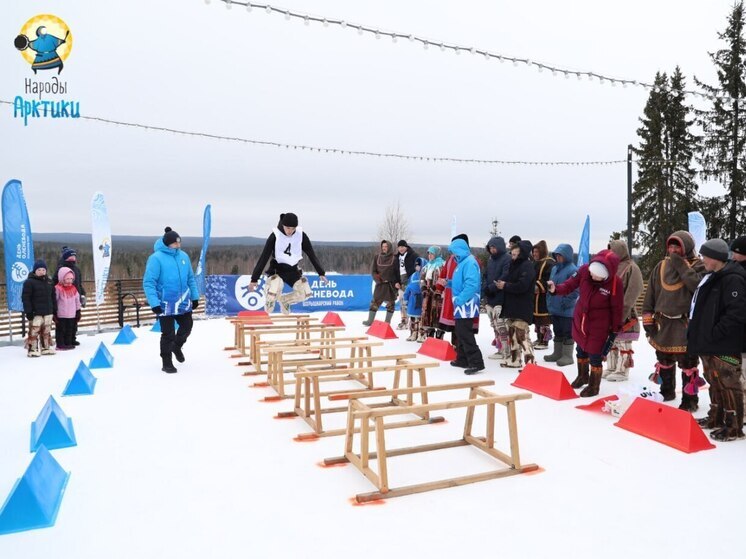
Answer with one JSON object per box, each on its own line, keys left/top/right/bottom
{"left": 376, "top": 201, "right": 411, "bottom": 244}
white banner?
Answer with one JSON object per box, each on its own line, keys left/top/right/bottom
{"left": 688, "top": 211, "right": 707, "bottom": 255}
{"left": 91, "top": 192, "right": 112, "bottom": 305}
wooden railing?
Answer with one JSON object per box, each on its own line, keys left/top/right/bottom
{"left": 0, "top": 279, "right": 204, "bottom": 339}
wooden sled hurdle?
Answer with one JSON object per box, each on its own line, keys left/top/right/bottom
{"left": 286, "top": 359, "right": 445, "bottom": 438}
{"left": 323, "top": 386, "right": 537, "bottom": 502}
{"left": 258, "top": 341, "right": 386, "bottom": 396}
{"left": 242, "top": 325, "right": 346, "bottom": 367}
{"left": 250, "top": 336, "right": 374, "bottom": 382}
{"left": 226, "top": 313, "right": 315, "bottom": 351}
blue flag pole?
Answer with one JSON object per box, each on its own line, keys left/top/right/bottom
{"left": 196, "top": 204, "right": 212, "bottom": 297}
{"left": 577, "top": 215, "right": 590, "bottom": 267}
{"left": 2, "top": 179, "right": 35, "bottom": 342}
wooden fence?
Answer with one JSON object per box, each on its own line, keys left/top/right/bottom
{"left": 0, "top": 279, "right": 204, "bottom": 340}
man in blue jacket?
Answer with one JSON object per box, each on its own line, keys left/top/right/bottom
{"left": 448, "top": 236, "right": 484, "bottom": 374}
{"left": 143, "top": 227, "right": 200, "bottom": 373}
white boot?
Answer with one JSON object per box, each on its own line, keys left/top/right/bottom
{"left": 264, "top": 275, "right": 283, "bottom": 313}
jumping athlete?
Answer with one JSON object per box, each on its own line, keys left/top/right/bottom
{"left": 249, "top": 213, "right": 327, "bottom": 313}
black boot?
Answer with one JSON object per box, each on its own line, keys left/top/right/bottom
{"left": 678, "top": 372, "right": 698, "bottom": 412}
{"left": 711, "top": 410, "right": 746, "bottom": 441}
{"left": 697, "top": 404, "right": 722, "bottom": 429}
{"left": 172, "top": 343, "right": 185, "bottom": 363}
{"left": 161, "top": 355, "right": 178, "bottom": 374}
{"left": 659, "top": 368, "right": 676, "bottom": 402}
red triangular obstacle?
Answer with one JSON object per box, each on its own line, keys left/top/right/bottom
{"left": 238, "top": 310, "right": 269, "bottom": 317}
{"left": 417, "top": 337, "right": 457, "bottom": 361}
{"left": 321, "top": 312, "right": 345, "bottom": 327}
{"left": 576, "top": 395, "right": 618, "bottom": 412}
{"left": 511, "top": 363, "right": 579, "bottom": 400}
{"left": 614, "top": 397, "right": 716, "bottom": 453}
{"left": 366, "top": 320, "right": 397, "bottom": 339}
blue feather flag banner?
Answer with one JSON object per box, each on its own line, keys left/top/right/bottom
{"left": 688, "top": 211, "right": 707, "bottom": 254}
{"left": 1, "top": 179, "right": 35, "bottom": 311}
{"left": 195, "top": 204, "right": 212, "bottom": 296}
{"left": 91, "top": 192, "right": 112, "bottom": 306}
{"left": 577, "top": 215, "right": 590, "bottom": 267}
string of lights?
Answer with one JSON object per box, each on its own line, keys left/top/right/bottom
{"left": 204, "top": 0, "right": 741, "bottom": 103}
{"left": 2, "top": 99, "right": 682, "bottom": 166}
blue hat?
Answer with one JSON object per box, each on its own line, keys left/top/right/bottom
{"left": 61, "top": 246, "right": 77, "bottom": 261}
{"left": 33, "top": 259, "right": 47, "bottom": 272}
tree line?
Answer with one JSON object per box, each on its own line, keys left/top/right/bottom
{"left": 632, "top": 1, "right": 746, "bottom": 272}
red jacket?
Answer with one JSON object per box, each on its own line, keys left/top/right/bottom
{"left": 554, "top": 250, "right": 624, "bottom": 354}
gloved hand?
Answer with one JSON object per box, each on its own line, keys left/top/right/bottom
{"left": 601, "top": 332, "right": 617, "bottom": 357}
{"left": 25, "top": 313, "right": 34, "bottom": 321}
{"left": 668, "top": 252, "right": 687, "bottom": 271}
{"left": 192, "top": 300, "right": 199, "bottom": 311}
{"left": 75, "top": 310, "right": 81, "bottom": 322}
{"left": 151, "top": 306, "right": 163, "bottom": 315}
{"left": 80, "top": 295, "right": 87, "bottom": 308}
{"left": 642, "top": 313, "right": 657, "bottom": 337}
{"left": 52, "top": 314, "right": 58, "bottom": 324}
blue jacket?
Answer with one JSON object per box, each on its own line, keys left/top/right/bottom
{"left": 448, "top": 239, "right": 481, "bottom": 319}
{"left": 143, "top": 238, "right": 199, "bottom": 316}
{"left": 402, "top": 269, "right": 423, "bottom": 317}
{"left": 546, "top": 243, "right": 579, "bottom": 318}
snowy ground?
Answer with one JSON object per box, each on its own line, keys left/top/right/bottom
{"left": 1, "top": 312, "right": 745, "bottom": 559}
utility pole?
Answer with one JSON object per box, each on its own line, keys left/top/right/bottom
{"left": 627, "top": 144, "right": 634, "bottom": 255}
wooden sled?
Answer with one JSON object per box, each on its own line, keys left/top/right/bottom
{"left": 324, "top": 387, "right": 537, "bottom": 502}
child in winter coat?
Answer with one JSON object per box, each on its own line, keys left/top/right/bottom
{"left": 54, "top": 267, "right": 82, "bottom": 350}
{"left": 22, "top": 260, "right": 57, "bottom": 357}
{"left": 403, "top": 258, "right": 425, "bottom": 341}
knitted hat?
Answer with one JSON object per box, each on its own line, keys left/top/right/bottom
{"left": 700, "top": 239, "right": 730, "bottom": 262}
{"left": 731, "top": 236, "right": 746, "bottom": 255}
{"left": 451, "top": 233, "right": 469, "bottom": 245}
{"left": 588, "top": 261, "right": 609, "bottom": 280}
{"left": 61, "top": 246, "right": 77, "bottom": 261}
{"left": 509, "top": 235, "right": 522, "bottom": 245}
{"left": 397, "top": 240, "right": 408, "bottom": 248}
{"left": 33, "top": 259, "right": 47, "bottom": 272}
{"left": 427, "top": 245, "right": 441, "bottom": 256}
{"left": 280, "top": 213, "right": 298, "bottom": 227}
{"left": 57, "top": 266, "right": 74, "bottom": 283}
{"left": 163, "top": 227, "right": 181, "bottom": 246}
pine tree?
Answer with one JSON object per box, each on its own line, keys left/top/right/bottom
{"left": 695, "top": 1, "right": 746, "bottom": 239}
{"left": 632, "top": 72, "right": 670, "bottom": 272}
{"left": 632, "top": 68, "right": 700, "bottom": 273}
{"left": 666, "top": 67, "right": 700, "bottom": 218}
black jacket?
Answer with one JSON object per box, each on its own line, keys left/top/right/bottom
{"left": 687, "top": 261, "right": 746, "bottom": 356}
{"left": 399, "top": 248, "right": 420, "bottom": 278}
{"left": 53, "top": 258, "right": 86, "bottom": 296}
{"left": 22, "top": 275, "right": 57, "bottom": 318}
{"left": 500, "top": 241, "right": 536, "bottom": 323}
{"left": 482, "top": 236, "right": 511, "bottom": 306}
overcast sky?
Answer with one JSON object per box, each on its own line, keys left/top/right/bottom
{"left": 0, "top": 0, "right": 736, "bottom": 251}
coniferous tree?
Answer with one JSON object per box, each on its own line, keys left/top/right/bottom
{"left": 695, "top": 1, "right": 746, "bottom": 239}
{"left": 632, "top": 72, "right": 670, "bottom": 272}
{"left": 633, "top": 68, "right": 700, "bottom": 273}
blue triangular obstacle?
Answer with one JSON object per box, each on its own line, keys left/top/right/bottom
{"left": 113, "top": 324, "right": 137, "bottom": 345}
{"left": 89, "top": 342, "right": 114, "bottom": 369}
{"left": 150, "top": 320, "right": 178, "bottom": 333}
{"left": 0, "top": 446, "right": 70, "bottom": 535}
{"left": 30, "top": 396, "right": 77, "bottom": 452}
{"left": 62, "top": 361, "right": 97, "bottom": 397}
